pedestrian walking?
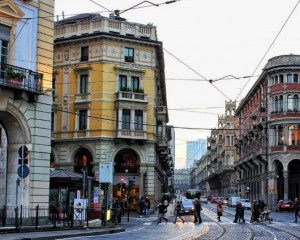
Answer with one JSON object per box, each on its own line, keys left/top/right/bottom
{"left": 259, "top": 200, "right": 266, "bottom": 213}
{"left": 238, "top": 203, "right": 245, "bottom": 223}
{"left": 138, "top": 196, "right": 145, "bottom": 217}
{"left": 174, "top": 201, "right": 185, "bottom": 223}
{"left": 193, "top": 198, "right": 202, "bottom": 224}
{"left": 217, "top": 201, "right": 223, "bottom": 222}
{"left": 250, "top": 200, "right": 260, "bottom": 223}
{"left": 145, "top": 196, "right": 151, "bottom": 216}
{"left": 157, "top": 202, "right": 168, "bottom": 223}
{"left": 294, "top": 198, "right": 300, "bottom": 222}
{"left": 233, "top": 201, "right": 242, "bottom": 223}
{"left": 120, "top": 198, "right": 127, "bottom": 217}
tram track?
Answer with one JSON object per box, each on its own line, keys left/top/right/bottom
{"left": 203, "top": 203, "right": 300, "bottom": 240}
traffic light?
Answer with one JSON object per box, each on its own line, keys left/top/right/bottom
{"left": 128, "top": 179, "right": 135, "bottom": 191}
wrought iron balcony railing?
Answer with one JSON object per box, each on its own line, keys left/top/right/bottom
{"left": 0, "top": 62, "right": 43, "bottom": 93}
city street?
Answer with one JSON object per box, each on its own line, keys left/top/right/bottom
{"left": 62, "top": 203, "right": 300, "bottom": 240}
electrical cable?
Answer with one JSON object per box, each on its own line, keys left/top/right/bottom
{"left": 235, "top": 0, "right": 300, "bottom": 102}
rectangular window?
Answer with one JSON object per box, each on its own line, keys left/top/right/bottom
{"left": 279, "top": 75, "right": 284, "bottom": 83}
{"left": 51, "top": 112, "right": 54, "bottom": 132}
{"left": 125, "top": 47, "right": 134, "bottom": 62}
{"left": 134, "top": 110, "right": 143, "bottom": 130}
{"left": 119, "top": 75, "right": 127, "bottom": 91}
{"left": 157, "top": 121, "right": 162, "bottom": 138}
{"left": 287, "top": 74, "right": 293, "bottom": 83}
{"left": 80, "top": 74, "right": 88, "bottom": 93}
{"left": 275, "top": 76, "right": 278, "bottom": 84}
{"left": 218, "top": 135, "right": 222, "bottom": 141}
{"left": 81, "top": 46, "right": 89, "bottom": 61}
{"left": 79, "top": 110, "right": 87, "bottom": 130}
{"left": 226, "top": 136, "right": 230, "bottom": 146}
{"left": 294, "top": 74, "right": 298, "bottom": 83}
{"left": 122, "top": 109, "right": 130, "bottom": 129}
{"left": 131, "top": 76, "right": 140, "bottom": 91}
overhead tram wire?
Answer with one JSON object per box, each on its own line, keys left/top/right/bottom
{"left": 89, "top": 0, "right": 231, "bottom": 101}
{"left": 235, "top": 0, "right": 300, "bottom": 102}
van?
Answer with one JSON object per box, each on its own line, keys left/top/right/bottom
{"left": 229, "top": 197, "right": 241, "bottom": 207}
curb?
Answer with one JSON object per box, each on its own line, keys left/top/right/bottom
{"left": 19, "top": 228, "right": 125, "bottom": 240}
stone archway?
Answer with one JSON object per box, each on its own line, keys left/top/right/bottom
{"left": 288, "top": 159, "right": 300, "bottom": 200}
{"left": 274, "top": 160, "right": 284, "bottom": 202}
{"left": 0, "top": 109, "right": 30, "bottom": 207}
{"left": 73, "top": 148, "right": 94, "bottom": 177}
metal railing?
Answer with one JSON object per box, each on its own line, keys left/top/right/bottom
{"left": 0, "top": 62, "right": 43, "bottom": 93}
{"left": 0, "top": 205, "right": 105, "bottom": 232}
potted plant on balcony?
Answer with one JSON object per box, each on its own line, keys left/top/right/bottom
{"left": 6, "top": 68, "right": 25, "bottom": 86}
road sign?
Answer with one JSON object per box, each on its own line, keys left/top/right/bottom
{"left": 17, "top": 165, "right": 30, "bottom": 178}
{"left": 121, "top": 176, "right": 124, "bottom": 183}
{"left": 18, "top": 145, "right": 28, "bottom": 158}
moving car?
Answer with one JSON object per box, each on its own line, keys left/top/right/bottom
{"left": 228, "top": 197, "right": 241, "bottom": 207}
{"left": 200, "top": 196, "right": 208, "bottom": 203}
{"left": 181, "top": 199, "right": 195, "bottom": 215}
{"left": 222, "top": 198, "right": 229, "bottom": 205}
{"left": 240, "top": 199, "right": 251, "bottom": 209}
{"left": 276, "top": 200, "right": 294, "bottom": 212}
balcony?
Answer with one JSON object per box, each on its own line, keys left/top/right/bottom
{"left": 0, "top": 63, "right": 43, "bottom": 96}
{"left": 115, "top": 91, "right": 147, "bottom": 103}
{"left": 114, "top": 129, "right": 147, "bottom": 140}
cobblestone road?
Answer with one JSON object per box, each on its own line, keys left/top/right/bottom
{"left": 60, "top": 203, "right": 300, "bottom": 240}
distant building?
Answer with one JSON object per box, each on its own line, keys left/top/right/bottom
{"left": 186, "top": 139, "right": 206, "bottom": 168}
{"left": 174, "top": 168, "right": 190, "bottom": 193}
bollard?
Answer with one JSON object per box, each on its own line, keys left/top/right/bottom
{"left": 2, "top": 205, "right": 6, "bottom": 227}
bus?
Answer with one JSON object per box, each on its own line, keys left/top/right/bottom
{"left": 185, "top": 189, "right": 201, "bottom": 200}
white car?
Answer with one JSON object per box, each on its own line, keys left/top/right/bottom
{"left": 241, "top": 199, "right": 251, "bottom": 209}
{"left": 200, "top": 196, "right": 208, "bottom": 203}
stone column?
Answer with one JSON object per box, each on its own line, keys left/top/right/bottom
{"left": 139, "top": 170, "right": 146, "bottom": 197}
{"left": 261, "top": 164, "right": 266, "bottom": 201}
{"left": 268, "top": 171, "right": 276, "bottom": 210}
{"left": 295, "top": 126, "right": 298, "bottom": 145}
{"left": 283, "top": 170, "right": 289, "bottom": 200}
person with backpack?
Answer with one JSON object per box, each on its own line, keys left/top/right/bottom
{"left": 217, "top": 201, "right": 223, "bottom": 222}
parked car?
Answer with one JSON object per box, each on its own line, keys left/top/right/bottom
{"left": 181, "top": 199, "right": 195, "bottom": 215}
{"left": 276, "top": 200, "right": 294, "bottom": 212}
{"left": 211, "top": 196, "right": 219, "bottom": 203}
{"left": 200, "top": 196, "right": 208, "bottom": 203}
{"left": 228, "top": 197, "right": 241, "bottom": 207}
{"left": 240, "top": 199, "right": 251, "bottom": 209}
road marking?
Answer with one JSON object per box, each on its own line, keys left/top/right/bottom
{"left": 144, "top": 222, "right": 152, "bottom": 226}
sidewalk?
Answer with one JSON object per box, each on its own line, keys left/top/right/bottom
{"left": 0, "top": 210, "right": 159, "bottom": 240}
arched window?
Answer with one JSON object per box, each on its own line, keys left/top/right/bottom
{"left": 279, "top": 95, "right": 283, "bottom": 112}
{"left": 287, "top": 95, "right": 293, "bottom": 111}
{"left": 289, "top": 125, "right": 296, "bottom": 145}
{"left": 297, "top": 125, "right": 300, "bottom": 146}
{"left": 294, "top": 95, "right": 299, "bottom": 111}
{"left": 74, "top": 148, "right": 94, "bottom": 176}
{"left": 274, "top": 96, "right": 278, "bottom": 112}
{"left": 278, "top": 125, "right": 284, "bottom": 145}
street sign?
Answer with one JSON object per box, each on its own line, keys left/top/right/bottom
{"left": 17, "top": 165, "right": 30, "bottom": 178}
{"left": 18, "top": 145, "right": 28, "bottom": 158}
{"left": 121, "top": 176, "right": 124, "bottom": 183}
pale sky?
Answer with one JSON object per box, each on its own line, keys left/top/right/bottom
{"left": 55, "top": 0, "right": 300, "bottom": 169}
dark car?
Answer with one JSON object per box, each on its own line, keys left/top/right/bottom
{"left": 276, "top": 200, "right": 294, "bottom": 212}
{"left": 181, "top": 200, "right": 195, "bottom": 215}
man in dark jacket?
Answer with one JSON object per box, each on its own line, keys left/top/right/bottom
{"left": 294, "top": 198, "right": 300, "bottom": 222}
{"left": 173, "top": 201, "right": 185, "bottom": 223}
{"left": 138, "top": 196, "right": 145, "bottom": 217}
{"left": 193, "top": 199, "right": 202, "bottom": 224}
{"left": 233, "top": 201, "right": 242, "bottom": 223}
{"left": 157, "top": 202, "right": 168, "bottom": 223}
